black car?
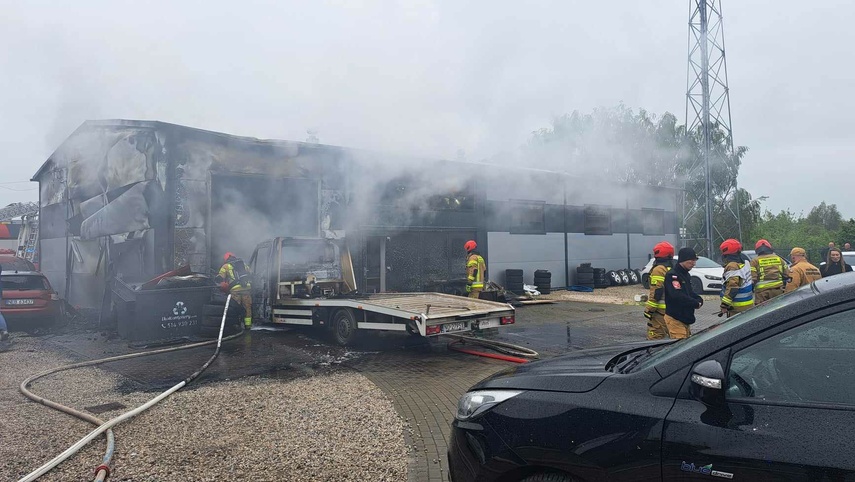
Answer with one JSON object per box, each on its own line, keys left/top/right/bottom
{"left": 449, "top": 273, "right": 855, "bottom": 481}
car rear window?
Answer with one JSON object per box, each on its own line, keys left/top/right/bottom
{"left": 1, "top": 275, "right": 49, "bottom": 290}
{"left": 0, "top": 257, "right": 36, "bottom": 271}
{"left": 694, "top": 256, "right": 722, "bottom": 269}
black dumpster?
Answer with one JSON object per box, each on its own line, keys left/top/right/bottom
{"left": 113, "top": 277, "right": 214, "bottom": 344}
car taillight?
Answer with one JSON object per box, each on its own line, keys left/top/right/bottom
{"left": 500, "top": 316, "right": 515, "bottom": 325}
{"left": 425, "top": 325, "right": 441, "bottom": 335}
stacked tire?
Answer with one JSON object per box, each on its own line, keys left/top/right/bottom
{"left": 199, "top": 297, "right": 245, "bottom": 338}
{"left": 534, "top": 270, "right": 551, "bottom": 295}
{"left": 593, "top": 268, "right": 610, "bottom": 288}
{"left": 575, "top": 263, "right": 595, "bottom": 289}
{"left": 505, "top": 269, "right": 524, "bottom": 295}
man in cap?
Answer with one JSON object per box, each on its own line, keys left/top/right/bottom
{"left": 663, "top": 247, "right": 705, "bottom": 339}
{"left": 750, "top": 239, "right": 789, "bottom": 303}
{"left": 785, "top": 247, "right": 822, "bottom": 293}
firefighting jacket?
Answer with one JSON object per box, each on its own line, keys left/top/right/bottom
{"left": 466, "top": 252, "right": 486, "bottom": 289}
{"left": 721, "top": 258, "right": 754, "bottom": 310}
{"left": 750, "top": 253, "right": 788, "bottom": 292}
{"left": 664, "top": 263, "right": 703, "bottom": 325}
{"left": 784, "top": 260, "right": 822, "bottom": 293}
{"left": 645, "top": 258, "right": 672, "bottom": 314}
{"left": 218, "top": 258, "right": 252, "bottom": 292}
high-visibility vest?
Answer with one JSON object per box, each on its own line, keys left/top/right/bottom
{"left": 752, "top": 254, "right": 786, "bottom": 290}
{"left": 645, "top": 263, "right": 669, "bottom": 313}
{"left": 722, "top": 262, "right": 754, "bottom": 307}
{"left": 466, "top": 253, "right": 486, "bottom": 289}
{"left": 219, "top": 259, "right": 251, "bottom": 292}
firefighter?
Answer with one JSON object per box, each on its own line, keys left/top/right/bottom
{"left": 217, "top": 252, "right": 253, "bottom": 329}
{"left": 663, "top": 247, "right": 704, "bottom": 339}
{"left": 718, "top": 239, "right": 754, "bottom": 317}
{"left": 784, "top": 247, "right": 822, "bottom": 293}
{"left": 750, "top": 239, "right": 788, "bottom": 303}
{"left": 643, "top": 241, "right": 674, "bottom": 340}
{"left": 464, "top": 240, "right": 486, "bottom": 299}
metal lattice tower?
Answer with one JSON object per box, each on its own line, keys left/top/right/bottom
{"left": 683, "top": 0, "right": 741, "bottom": 257}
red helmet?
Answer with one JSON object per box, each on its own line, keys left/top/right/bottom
{"left": 223, "top": 252, "right": 235, "bottom": 262}
{"left": 464, "top": 240, "right": 477, "bottom": 252}
{"left": 720, "top": 239, "right": 742, "bottom": 255}
{"left": 755, "top": 239, "right": 772, "bottom": 250}
{"left": 652, "top": 241, "right": 674, "bottom": 258}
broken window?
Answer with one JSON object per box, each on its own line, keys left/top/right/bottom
{"left": 584, "top": 205, "right": 612, "bottom": 235}
{"left": 642, "top": 208, "right": 665, "bottom": 235}
{"left": 510, "top": 200, "right": 546, "bottom": 235}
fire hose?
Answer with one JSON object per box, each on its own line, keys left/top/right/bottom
{"left": 445, "top": 333, "right": 539, "bottom": 363}
{"left": 18, "top": 295, "right": 243, "bottom": 482}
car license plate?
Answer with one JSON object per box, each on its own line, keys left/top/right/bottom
{"left": 6, "top": 299, "right": 34, "bottom": 305}
{"left": 441, "top": 322, "right": 466, "bottom": 333}
{"left": 476, "top": 318, "right": 499, "bottom": 329}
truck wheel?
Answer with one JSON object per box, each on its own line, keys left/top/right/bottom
{"left": 331, "top": 309, "right": 358, "bottom": 346}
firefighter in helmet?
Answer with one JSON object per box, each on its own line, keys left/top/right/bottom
{"left": 643, "top": 241, "right": 674, "bottom": 339}
{"left": 217, "top": 252, "right": 253, "bottom": 329}
{"left": 464, "top": 240, "right": 486, "bottom": 299}
{"left": 719, "top": 239, "right": 754, "bottom": 317}
{"left": 750, "top": 239, "right": 789, "bottom": 303}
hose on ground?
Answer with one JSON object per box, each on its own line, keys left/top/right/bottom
{"left": 18, "top": 295, "right": 242, "bottom": 482}
{"left": 444, "top": 333, "right": 539, "bottom": 363}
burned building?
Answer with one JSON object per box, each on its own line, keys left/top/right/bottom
{"left": 33, "top": 120, "right": 679, "bottom": 311}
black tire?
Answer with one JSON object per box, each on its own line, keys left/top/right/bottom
{"left": 576, "top": 273, "right": 594, "bottom": 283}
{"left": 592, "top": 268, "right": 606, "bottom": 276}
{"left": 533, "top": 276, "right": 551, "bottom": 284}
{"left": 331, "top": 308, "right": 359, "bottom": 346}
{"left": 607, "top": 271, "right": 621, "bottom": 285}
{"left": 628, "top": 270, "right": 639, "bottom": 284}
{"left": 505, "top": 274, "right": 524, "bottom": 284}
{"left": 576, "top": 266, "right": 594, "bottom": 274}
{"left": 534, "top": 269, "right": 551, "bottom": 276}
{"left": 521, "top": 473, "right": 573, "bottom": 482}
{"left": 641, "top": 273, "right": 650, "bottom": 289}
{"left": 505, "top": 269, "right": 523, "bottom": 277}
{"left": 619, "top": 270, "right": 630, "bottom": 285}
{"left": 691, "top": 276, "right": 704, "bottom": 293}
{"left": 579, "top": 262, "right": 592, "bottom": 268}
{"left": 538, "top": 287, "right": 551, "bottom": 294}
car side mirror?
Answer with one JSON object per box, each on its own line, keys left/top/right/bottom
{"left": 690, "top": 360, "right": 725, "bottom": 406}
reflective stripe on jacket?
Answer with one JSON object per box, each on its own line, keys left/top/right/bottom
{"left": 218, "top": 259, "right": 251, "bottom": 292}
{"left": 751, "top": 254, "right": 787, "bottom": 290}
{"left": 645, "top": 263, "right": 669, "bottom": 313}
{"left": 721, "top": 262, "right": 754, "bottom": 307}
{"left": 466, "top": 253, "right": 486, "bottom": 289}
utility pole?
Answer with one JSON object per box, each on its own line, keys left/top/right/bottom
{"left": 684, "top": 0, "right": 741, "bottom": 258}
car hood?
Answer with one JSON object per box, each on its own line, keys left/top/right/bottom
{"left": 472, "top": 340, "right": 669, "bottom": 393}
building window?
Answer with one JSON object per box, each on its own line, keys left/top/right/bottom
{"left": 584, "top": 205, "right": 612, "bottom": 235}
{"left": 510, "top": 200, "right": 545, "bottom": 234}
{"left": 642, "top": 208, "right": 665, "bottom": 235}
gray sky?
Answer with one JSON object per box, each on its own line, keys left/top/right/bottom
{"left": 1, "top": 1, "right": 853, "bottom": 218}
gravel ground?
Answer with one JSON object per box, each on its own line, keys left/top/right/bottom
{"left": 1, "top": 336, "right": 407, "bottom": 481}
{"left": 539, "top": 285, "right": 720, "bottom": 305}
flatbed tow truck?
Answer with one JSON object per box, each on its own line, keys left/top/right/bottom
{"left": 249, "top": 235, "right": 515, "bottom": 345}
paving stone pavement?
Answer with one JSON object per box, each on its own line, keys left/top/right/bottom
{"left": 345, "top": 300, "right": 724, "bottom": 482}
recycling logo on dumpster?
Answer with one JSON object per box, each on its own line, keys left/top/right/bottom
{"left": 173, "top": 301, "right": 187, "bottom": 316}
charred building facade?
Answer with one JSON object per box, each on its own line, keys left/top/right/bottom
{"left": 33, "top": 120, "right": 679, "bottom": 310}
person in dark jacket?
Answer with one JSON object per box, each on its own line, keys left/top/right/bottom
{"left": 820, "top": 247, "right": 853, "bottom": 277}
{"left": 663, "top": 247, "right": 704, "bottom": 339}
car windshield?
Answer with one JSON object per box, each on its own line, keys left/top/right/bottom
{"left": 1, "top": 275, "right": 49, "bottom": 291}
{"left": 633, "top": 290, "right": 800, "bottom": 371}
{"left": 694, "top": 256, "right": 721, "bottom": 268}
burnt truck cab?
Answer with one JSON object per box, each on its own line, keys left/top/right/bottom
{"left": 248, "top": 235, "right": 515, "bottom": 345}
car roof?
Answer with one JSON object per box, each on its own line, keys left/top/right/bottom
{"left": 655, "top": 272, "right": 855, "bottom": 376}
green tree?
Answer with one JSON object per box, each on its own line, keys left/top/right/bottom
{"left": 838, "top": 218, "right": 855, "bottom": 247}
{"left": 805, "top": 201, "right": 843, "bottom": 232}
